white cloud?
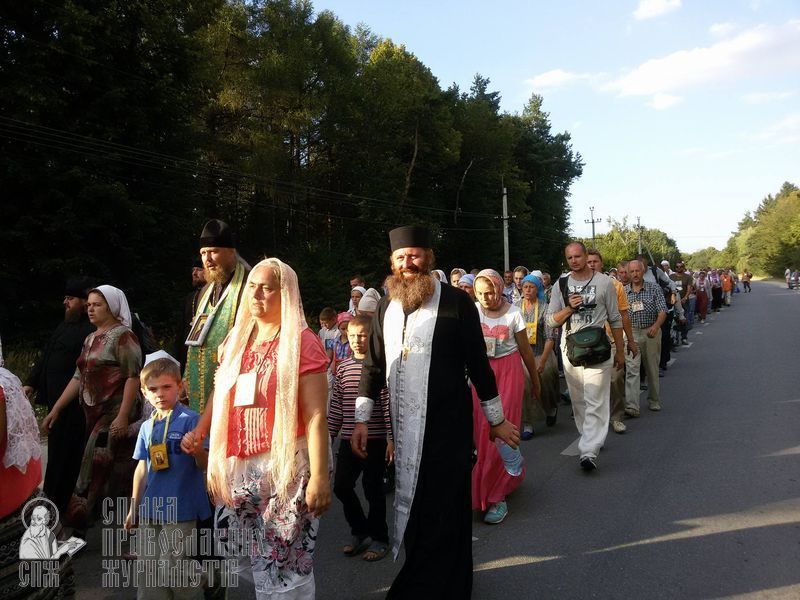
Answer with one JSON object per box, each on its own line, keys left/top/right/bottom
{"left": 647, "top": 93, "right": 683, "bottom": 109}
{"left": 742, "top": 90, "right": 796, "bottom": 104}
{"left": 633, "top": 0, "right": 682, "bottom": 21}
{"left": 525, "top": 69, "right": 590, "bottom": 90}
{"left": 603, "top": 20, "right": 800, "bottom": 98}
{"left": 709, "top": 22, "right": 738, "bottom": 37}
{"left": 751, "top": 112, "right": 800, "bottom": 144}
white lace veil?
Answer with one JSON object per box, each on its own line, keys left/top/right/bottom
{"left": 207, "top": 259, "right": 307, "bottom": 504}
{"left": 0, "top": 337, "right": 42, "bottom": 473}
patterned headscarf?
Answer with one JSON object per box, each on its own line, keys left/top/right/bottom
{"left": 475, "top": 269, "right": 506, "bottom": 310}
{"left": 208, "top": 258, "right": 308, "bottom": 504}
{"left": 521, "top": 274, "right": 547, "bottom": 303}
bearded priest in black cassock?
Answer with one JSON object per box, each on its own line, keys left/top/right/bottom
{"left": 352, "top": 225, "right": 521, "bottom": 598}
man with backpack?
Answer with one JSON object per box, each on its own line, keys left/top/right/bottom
{"left": 547, "top": 242, "right": 624, "bottom": 472}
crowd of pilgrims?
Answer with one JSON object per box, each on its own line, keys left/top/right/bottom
{"left": 0, "top": 216, "right": 751, "bottom": 599}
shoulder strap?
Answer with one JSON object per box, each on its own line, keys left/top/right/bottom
{"left": 559, "top": 276, "right": 571, "bottom": 332}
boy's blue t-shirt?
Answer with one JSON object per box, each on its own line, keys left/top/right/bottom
{"left": 133, "top": 402, "right": 211, "bottom": 523}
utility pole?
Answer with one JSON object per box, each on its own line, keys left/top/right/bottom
{"left": 637, "top": 216, "right": 643, "bottom": 255}
{"left": 502, "top": 184, "right": 510, "bottom": 272}
{"left": 584, "top": 206, "right": 601, "bottom": 248}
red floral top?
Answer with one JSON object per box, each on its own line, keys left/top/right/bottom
{"left": 74, "top": 324, "right": 142, "bottom": 407}
{"left": 227, "top": 327, "right": 327, "bottom": 458}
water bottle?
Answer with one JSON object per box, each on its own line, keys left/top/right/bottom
{"left": 495, "top": 440, "right": 524, "bottom": 476}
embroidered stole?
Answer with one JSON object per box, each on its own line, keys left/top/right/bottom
{"left": 186, "top": 262, "right": 246, "bottom": 412}
{"left": 382, "top": 280, "right": 441, "bottom": 558}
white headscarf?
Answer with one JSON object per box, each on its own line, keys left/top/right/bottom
{"left": 208, "top": 259, "right": 308, "bottom": 505}
{"left": 432, "top": 269, "right": 448, "bottom": 284}
{"left": 0, "top": 337, "right": 42, "bottom": 473}
{"left": 93, "top": 285, "right": 133, "bottom": 328}
{"left": 351, "top": 285, "right": 367, "bottom": 296}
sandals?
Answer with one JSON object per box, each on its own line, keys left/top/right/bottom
{"left": 342, "top": 535, "right": 371, "bottom": 557}
{"left": 362, "top": 540, "right": 390, "bottom": 562}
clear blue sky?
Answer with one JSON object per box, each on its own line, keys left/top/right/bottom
{"left": 311, "top": 0, "right": 799, "bottom": 252}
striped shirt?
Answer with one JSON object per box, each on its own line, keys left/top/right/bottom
{"left": 625, "top": 281, "right": 668, "bottom": 329}
{"left": 329, "top": 357, "right": 392, "bottom": 440}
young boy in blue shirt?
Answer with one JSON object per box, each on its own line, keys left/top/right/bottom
{"left": 125, "top": 352, "right": 210, "bottom": 600}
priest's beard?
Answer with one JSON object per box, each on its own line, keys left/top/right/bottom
{"left": 204, "top": 264, "right": 233, "bottom": 285}
{"left": 387, "top": 265, "right": 435, "bottom": 312}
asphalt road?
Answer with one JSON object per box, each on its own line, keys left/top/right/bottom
{"left": 71, "top": 280, "right": 800, "bottom": 599}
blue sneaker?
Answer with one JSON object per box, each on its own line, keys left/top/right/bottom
{"left": 484, "top": 501, "right": 508, "bottom": 524}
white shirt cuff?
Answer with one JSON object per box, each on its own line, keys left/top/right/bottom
{"left": 355, "top": 396, "right": 374, "bottom": 423}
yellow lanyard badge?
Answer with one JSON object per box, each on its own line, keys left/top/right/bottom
{"left": 526, "top": 301, "right": 539, "bottom": 345}
{"left": 148, "top": 410, "right": 172, "bottom": 471}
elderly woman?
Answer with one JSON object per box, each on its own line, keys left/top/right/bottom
{"left": 517, "top": 274, "right": 560, "bottom": 438}
{"left": 42, "top": 285, "right": 142, "bottom": 528}
{"left": 470, "top": 270, "right": 540, "bottom": 524}
{"left": 458, "top": 273, "right": 476, "bottom": 301}
{"left": 184, "top": 258, "right": 330, "bottom": 598}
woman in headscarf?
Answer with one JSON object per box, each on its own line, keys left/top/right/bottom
{"left": 432, "top": 269, "right": 449, "bottom": 285}
{"left": 42, "top": 285, "right": 143, "bottom": 528}
{"left": 350, "top": 285, "right": 367, "bottom": 315}
{"left": 695, "top": 270, "right": 711, "bottom": 323}
{"left": 517, "top": 274, "right": 559, "bottom": 438}
{"left": 470, "top": 270, "right": 540, "bottom": 524}
{"left": 184, "top": 258, "right": 331, "bottom": 598}
{"left": 458, "top": 273, "right": 476, "bottom": 301}
{"left": 450, "top": 268, "right": 467, "bottom": 287}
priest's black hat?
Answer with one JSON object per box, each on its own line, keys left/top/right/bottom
{"left": 389, "top": 225, "right": 432, "bottom": 251}
{"left": 199, "top": 219, "right": 236, "bottom": 248}
{"left": 65, "top": 277, "right": 93, "bottom": 299}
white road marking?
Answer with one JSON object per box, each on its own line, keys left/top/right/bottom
{"left": 561, "top": 438, "right": 581, "bottom": 456}
{"left": 695, "top": 331, "right": 703, "bottom": 335}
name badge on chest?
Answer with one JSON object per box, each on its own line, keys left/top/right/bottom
{"left": 631, "top": 300, "right": 645, "bottom": 313}
{"left": 234, "top": 372, "right": 257, "bottom": 407}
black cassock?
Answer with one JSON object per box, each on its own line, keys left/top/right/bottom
{"left": 360, "top": 283, "right": 498, "bottom": 599}
{"left": 26, "top": 316, "right": 94, "bottom": 514}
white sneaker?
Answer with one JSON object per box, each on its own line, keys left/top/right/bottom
{"left": 611, "top": 420, "right": 627, "bottom": 434}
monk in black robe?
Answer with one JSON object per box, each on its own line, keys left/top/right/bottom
{"left": 353, "top": 226, "right": 519, "bottom": 599}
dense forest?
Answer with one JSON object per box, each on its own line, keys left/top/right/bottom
{"left": 1, "top": 0, "right": 584, "bottom": 345}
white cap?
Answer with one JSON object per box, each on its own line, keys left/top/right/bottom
{"left": 530, "top": 270, "right": 543, "bottom": 278}
{"left": 144, "top": 350, "right": 180, "bottom": 367}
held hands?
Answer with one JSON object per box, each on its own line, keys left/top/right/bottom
{"left": 180, "top": 429, "right": 207, "bottom": 456}
{"left": 489, "top": 420, "right": 520, "bottom": 450}
{"left": 305, "top": 476, "right": 331, "bottom": 517}
{"left": 350, "top": 423, "right": 369, "bottom": 459}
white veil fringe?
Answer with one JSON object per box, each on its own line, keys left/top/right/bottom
{"left": 207, "top": 258, "right": 307, "bottom": 505}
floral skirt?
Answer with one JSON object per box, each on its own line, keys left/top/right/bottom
{"left": 215, "top": 440, "right": 318, "bottom": 599}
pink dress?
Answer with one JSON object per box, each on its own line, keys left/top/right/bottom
{"left": 471, "top": 305, "right": 526, "bottom": 510}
